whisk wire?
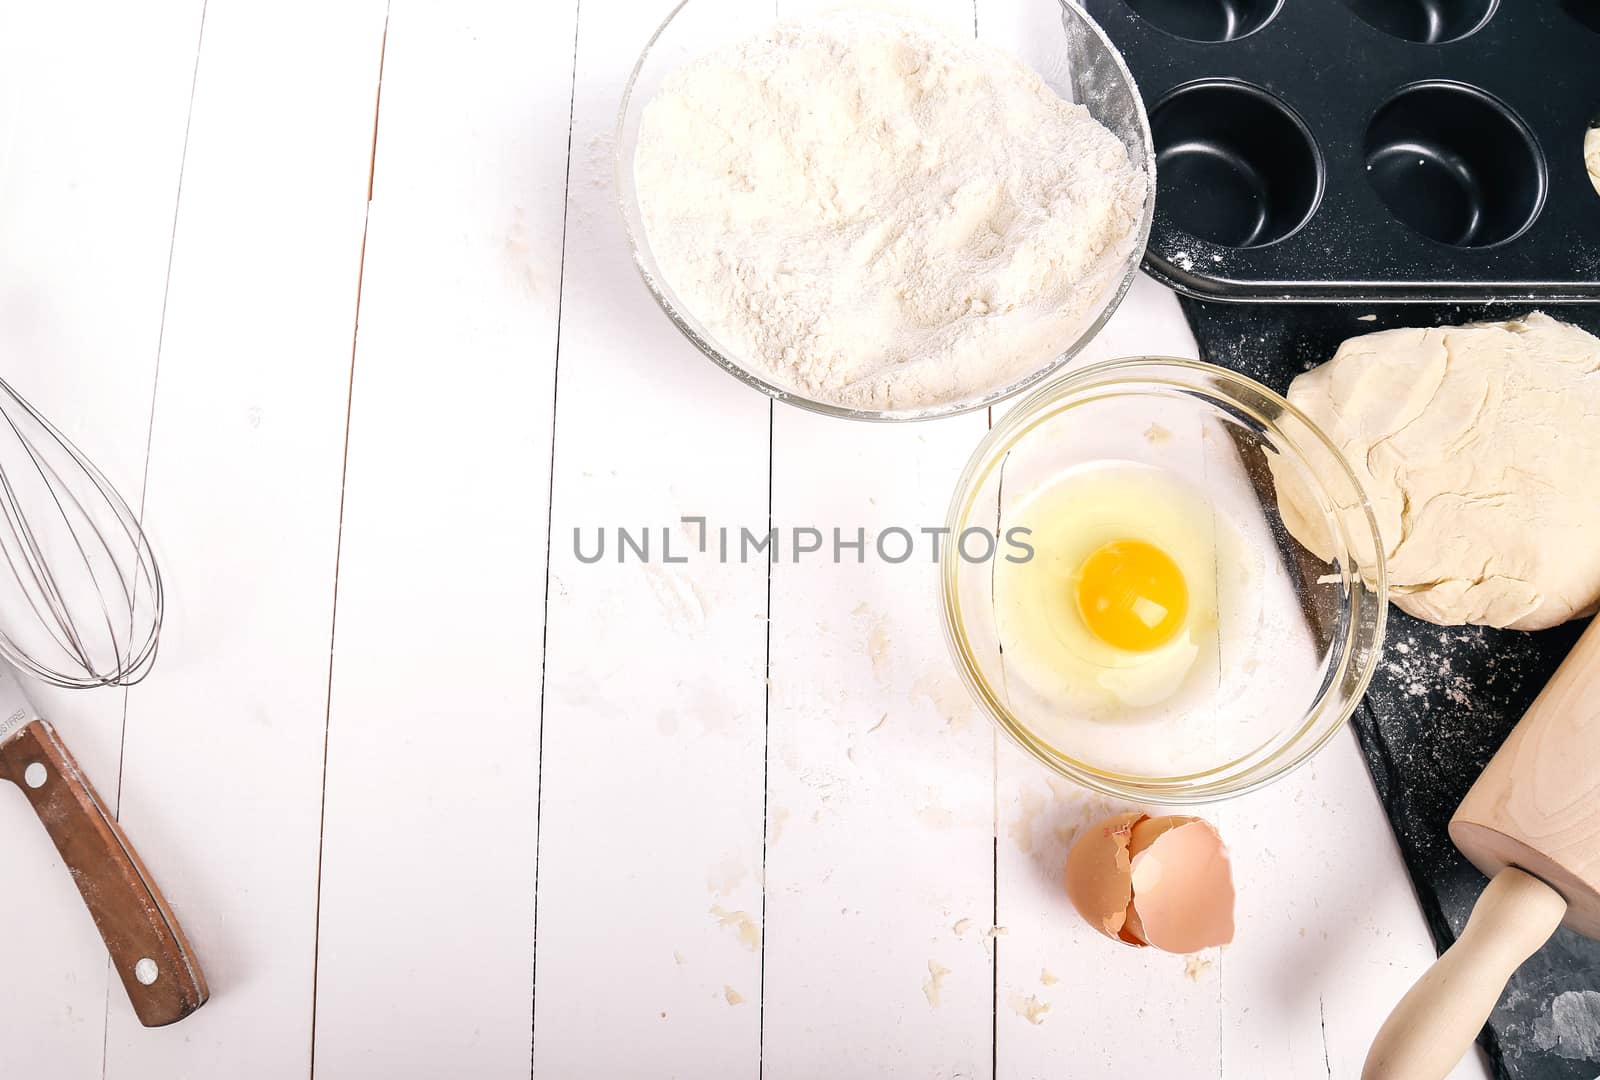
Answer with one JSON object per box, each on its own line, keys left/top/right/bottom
{"left": 0, "top": 374, "right": 162, "bottom": 688}
{"left": 0, "top": 459, "right": 88, "bottom": 671}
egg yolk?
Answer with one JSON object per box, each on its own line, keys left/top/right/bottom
{"left": 1074, "top": 539, "right": 1189, "bottom": 652}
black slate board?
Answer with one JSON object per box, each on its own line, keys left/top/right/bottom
{"left": 1179, "top": 296, "right": 1600, "bottom": 1080}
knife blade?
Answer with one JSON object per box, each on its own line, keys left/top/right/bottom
{"left": 0, "top": 660, "right": 32, "bottom": 743}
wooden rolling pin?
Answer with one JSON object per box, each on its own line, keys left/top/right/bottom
{"left": 1364, "top": 616, "right": 1600, "bottom": 1079}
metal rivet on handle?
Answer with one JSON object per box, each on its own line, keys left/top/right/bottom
{"left": 134, "top": 958, "right": 159, "bottom": 986}
{"left": 23, "top": 762, "right": 46, "bottom": 788}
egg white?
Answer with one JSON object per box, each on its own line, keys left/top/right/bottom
{"left": 993, "top": 462, "right": 1223, "bottom": 716}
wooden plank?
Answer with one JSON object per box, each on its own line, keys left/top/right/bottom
{"left": 530, "top": 0, "right": 773, "bottom": 1074}
{"left": 308, "top": 1, "right": 578, "bottom": 1076}
{"left": 0, "top": 1, "right": 202, "bottom": 1071}
{"left": 1217, "top": 731, "right": 1493, "bottom": 1080}
{"left": 988, "top": 280, "right": 1227, "bottom": 1080}
{"left": 763, "top": 411, "right": 997, "bottom": 1079}
{"left": 97, "top": 1, "right": 388, "bottom": 1075}
{"left": 968, "top": 8, "right": 1225, "bottom": 1071}
{"left": 757, "top": 0, "right": 1000, "bottom": 1073}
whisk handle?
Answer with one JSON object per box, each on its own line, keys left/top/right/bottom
{"left": 0, "top": 719, "right": 208, "bottom": 1026}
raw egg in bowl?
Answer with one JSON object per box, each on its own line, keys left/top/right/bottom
{"left": 941, "top": 357, "right": 1386, "bottom": 803}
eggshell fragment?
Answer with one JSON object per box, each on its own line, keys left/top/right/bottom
{"left": 1063, "top": 811, "right": 1235, "bottom": 952}
{"left": 1128, "top": 814, "right": 1192, "bottom": 854}
{"left": 1128, "top": 820, "right": 1235, "bottom": 952}
{"left": 1062, "top": 811, "right": 1144, "bottom": 945}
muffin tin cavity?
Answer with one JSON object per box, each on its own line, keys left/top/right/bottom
{"left": 1151, "top": 81, "right": 1320, "bottom": 247}
{"left": 1086, "top": 0, "right": 1600, "bottom": 300}
{"left": 1339, "top": 0, "right": 1496, "bottom": 44}
{"left": 1123, "top": 0, "right": 1280, "bottom": 42}
{"left": 1564, "top": 0, "right": 1600, "bottom": 34}
{"left": 1364, "top": 82, "right": 1545, "bottom": 248}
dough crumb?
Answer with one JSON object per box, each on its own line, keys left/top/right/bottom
{"left": 1009, "top": 992, "right": 1051, "bottom": 1025}
{"left": 923, "top": 960, "right": 952, "bottom": 1007}
{"left": 709, "top": 905, "right": 761, "bottom": 951}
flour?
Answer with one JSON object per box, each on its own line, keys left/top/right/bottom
{"left": 634, "top": 10, "right": 1148, "bottom": 412}
{"left": 1532, "top": 990, "right": 1600, "bottom": 1061}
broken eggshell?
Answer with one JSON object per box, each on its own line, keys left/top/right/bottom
{"left": 1063, "top": 812, "right": 1235, "bottom": 952}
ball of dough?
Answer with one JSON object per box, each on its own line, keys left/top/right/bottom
{"left": 1587, "top": 126, "right": 1600, "bottom": 198}
{"left": 1281, "top": 312, "right": 1600, "bottom": 631}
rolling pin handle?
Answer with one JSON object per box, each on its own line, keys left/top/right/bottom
{"left": 1363, "top": 867, "right": 1566, "bottom": 1080}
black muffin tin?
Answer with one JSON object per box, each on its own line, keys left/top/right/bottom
{"left": 1083, "top": 0, "right": 1600, "bottom": 302}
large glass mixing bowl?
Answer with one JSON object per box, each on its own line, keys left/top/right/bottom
{"left": 615, "top": 0, "right": 1156, "bottom": 421}
{"left": 941, "top": 358, "right": 1387, "bottom": 802}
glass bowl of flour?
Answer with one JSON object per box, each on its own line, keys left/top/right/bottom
{"left": 616, "top": 0, "right": 1155, "bottom": 421}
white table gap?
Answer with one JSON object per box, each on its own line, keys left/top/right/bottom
{"left": 532, "top": 0, "right": 772, "bottom": 1074}
{"left": 104, "top": 2, "right": 389, "bottom": 1076}
{"left": 311, "top": 0, "right": 578, "bottom": 1077}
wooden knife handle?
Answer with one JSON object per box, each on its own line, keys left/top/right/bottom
{"left": 0, "top": 719, "right": 208, "bottom": 1026}
{"left": 1362, "top": 868, "right": 1566, "bottom": 1080}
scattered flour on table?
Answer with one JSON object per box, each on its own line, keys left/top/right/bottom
{"left": 634, "top": 10, "right": 1147, "bottom": 411}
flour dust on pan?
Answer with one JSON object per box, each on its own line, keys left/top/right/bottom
{"left": 1528, "top": 990, "right": 1600, "bottom": 1063}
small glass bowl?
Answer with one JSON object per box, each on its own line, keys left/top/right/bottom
{"left": 941, "top": 358, "right": 1387, "bottom": 803}
{"left": 614, "top": 0, "right": 1156, "bottom": 421}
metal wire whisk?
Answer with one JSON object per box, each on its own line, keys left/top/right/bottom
{"left": 0, "top": 375, "right": 161, "bottom": 688}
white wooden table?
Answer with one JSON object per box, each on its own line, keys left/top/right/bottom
{"left": 0, "top": 2, "right": 1490, "bottom": 1077}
